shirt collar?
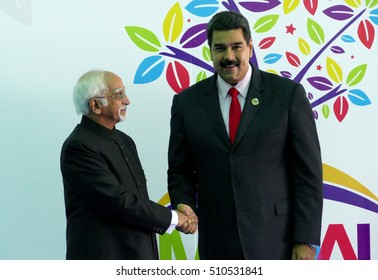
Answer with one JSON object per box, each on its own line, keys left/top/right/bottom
{"left": 217, "top": 63, "right": 252, "bottom": 100}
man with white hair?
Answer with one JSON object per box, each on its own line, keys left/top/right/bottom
{"left": 60, "top": 70, "right": 197, "bottom": 259}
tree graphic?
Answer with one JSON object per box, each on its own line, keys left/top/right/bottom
{"left": 125, "top": 0, "right": 377, "bottom": 122}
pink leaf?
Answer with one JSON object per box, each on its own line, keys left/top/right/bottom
{"left": 286, "top": 52, "right": 301, "bottom": 67}
{"left": 333, "top": 96, "right": 349, "bottom": 122}
{"left": 166, "top": 61, "right": 190, "bottom": 94}
{"left": 358, "top": 19, "right": 375, "bottom": 49}
{"left": 258, "top": 37, "right": 276, "bottom": 49}
{"left": 304, "top": 0, "right": 318, "bottom": 16}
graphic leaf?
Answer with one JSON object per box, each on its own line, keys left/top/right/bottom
{"left": 322, "top": 104, "right": 330, "bottom": 119}
{"left": 166, "top": 61, "right": 190, "bottom": 94}
{"left": 286, "top": 52, "right": 301, "bottom": 67}
{"left": 333, "top": 96, "right": 349, "bottom": 122}
{"left": 258, "top": 37, "right": 276, "bottom": 49}
{"left": 346, "top": 64, "right": 367, "bottom": 86}
{"left": 357, "top": 19, "right": 375, "bottom": 49}
{"left": 322, "top": 5, "right": 354, "bottom": 20}
{"left": 366, "top": 0, "right": 378, "bottom": 8}
{"left": 348, "top": 89, "right": 371, "bottom": 106}
{"left": 281, "top": 71, "right": 292, "bottom": 78}
{"left": 283, "top": 0, "right": 300, "bottom": 14}
{"left": 196, "top": 71, "right": 207, "bottom": 82}
{"left": 326, "top": 57, "right": 343, "bottom": 83}
{"left": 125, "top": 26, "right": 161, "bottom": 52}
{"left": 163, "top": 2, "right": 184, "bottom": 43}
{"left": 307, "top": 76, "right": 334, "bottom": 91}
{"left": 134, "top": 56, "right": 165, "bottom": 84}
{"left": 180, "top": 23, "right": 207, "bottom": 48}
{"left": 202, "top": 46, "right": 211, "bottom": 62}
{"left": 330, "top": 46, "right": 345, "bottom": 54}
{"left": 341, "top": 35, "right": 356, "bottom": 42}
{"left": 239, "top": 0, "right": 281, "bottom": 12}
{"left": 370, "top": 9, "right": 378, "bottom": 25}
{"left": 253, "top": 14, "right": 280, "bottom": 33}
{"left": 185, "top": 0, "right": 219, "bottom": 17}
{"left": 307, "top": 18, "right": 325, "bottom": 45}
{"left": 344, "top": 0, "right": 361, "bottom": 8}
{"left": 298, "top": 38, "right": 311, "bottom": 55}
{"left": 304, "top": 0, "right": 318, "bottom": 15}
{"left": 263, "top": 53, "right": 282, "bottom": 64}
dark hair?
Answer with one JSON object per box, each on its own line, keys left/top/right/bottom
{"left": 207, "top": 11, "right": 252, "bottom": 47}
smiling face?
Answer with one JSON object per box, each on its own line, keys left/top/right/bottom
{"left": 210, "top": 28, "right": 253, "bottom": 86}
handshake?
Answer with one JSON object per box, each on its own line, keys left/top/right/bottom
{"left": 175, "top": 203, "right": 198, "bottom": 234}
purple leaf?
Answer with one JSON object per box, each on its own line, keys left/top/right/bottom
{"left": 180, "top": 23, "right": 208, "bottom": 48}
{"left": 239, "top": 0, "right": 281, "bottom": 12}
{"left": 323, "top": 5, "right": 354, "bottom": 21}
{"left": 308, "top": 92, "right": 314, "bottom": 100}
{"left": 307, "top": 76, "right": 334, "bottom": 91}
{"left": 280, "top": 71, "right": 292, "bottom": 78}
{"left": 330, "top": 45, "right": 345, "bottom": 54}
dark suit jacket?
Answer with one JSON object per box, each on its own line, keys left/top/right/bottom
{"left": 61, "top": 116, "right": 172, "bottom": 260}
{"left": 168, "top": 65, "right": 323, "bottom": 260}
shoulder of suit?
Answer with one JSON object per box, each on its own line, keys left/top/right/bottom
{"left": 178, "top": 75, "right": 215, "bottom": 97}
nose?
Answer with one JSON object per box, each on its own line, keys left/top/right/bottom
{"left": 123, "top": 94, "right": 130, "bottom": 105}
{"left": 224, "top": 47, "right": 235, "bottom": 60}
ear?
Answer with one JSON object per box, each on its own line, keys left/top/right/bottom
{"left": 88, "top": 98, "right": 102, "bottom": 115}
{"left": 248, "top": 39, "right": 253, "bottom": 58}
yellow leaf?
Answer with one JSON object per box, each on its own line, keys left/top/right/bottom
{"left": 298, "top": 38, "right": 311, "bottom": 56}
{"left": 344, "top": 0, "right": 361, "bottom": 8}
{"left": 326, "top": 57, "right": 343, "bottom": 84}
{"left": 283, "top": 0, "right": 300, "bottom": 14}
{"left": 163, "top": 2, "right": 183, "bottom": 43}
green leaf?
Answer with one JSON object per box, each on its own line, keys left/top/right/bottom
{"left": 202, "top": 46, "right": 211, "bottom": 62}
{"left": 322, "top": 104, "right": 330, "bottom": 119}
{"left": 307, "top": 18, "right": 325, "bottom": 45}
{"left": 346, "top": 64, "right": 367, "bottom": 86}
{"left": 196, "top": 71, "right": 207, "bottom": 82}
{"left": 125, "top": 26, "right": 161, "bottom": 52}
{"left": 366, "top": 0, "right": 378, "bottom": 8}
{"left": 253, "top": 15, "right": 280, "bottom": 33}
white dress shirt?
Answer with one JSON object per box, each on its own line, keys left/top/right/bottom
{"left": 217, "top": 64, "right": 252, "bottom": 135}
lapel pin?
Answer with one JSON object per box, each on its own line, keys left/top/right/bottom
{"left": 251, "top": 98, "right": 259, "bottom": 106}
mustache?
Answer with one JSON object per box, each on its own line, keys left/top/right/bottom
{"left": 220, "top": 59, "right": 239, "bottom": 67}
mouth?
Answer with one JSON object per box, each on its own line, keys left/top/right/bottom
{"left": 220, "top": 60, "right": 239, "bottom": 68}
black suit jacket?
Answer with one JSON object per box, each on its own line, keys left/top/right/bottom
{"left": 168, "top": 65, "right": 323, "bottom": 259}
{"left": 61, "top": 116, "right": 172, "bottom": 259}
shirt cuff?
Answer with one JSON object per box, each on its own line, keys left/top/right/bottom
{"left": 165, "top": 210, "right": 178, "bottom": 234}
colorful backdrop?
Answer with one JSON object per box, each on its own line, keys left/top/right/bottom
{"left": 0, "top": 0, "right": 377, "bottom": 260}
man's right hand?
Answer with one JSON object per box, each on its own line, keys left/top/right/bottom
{"left": 175, "top": 204, "right": 198, "bottom": 234}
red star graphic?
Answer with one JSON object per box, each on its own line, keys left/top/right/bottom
{"left": 286, "top": 24, "right": 296, "bottom": 35}
{"left": 187, "top": 18, "right": 191, "bottom": 23}
{"left": 316, "top": 65, "right": 322, "bottom": 71}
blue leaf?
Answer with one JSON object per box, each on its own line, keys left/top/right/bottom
{"left": 263, "top": 53, "right": 282, "bottom": 64}
{"left": 369, "top": 9, "right": 378, "bottom": 26}
{"left": 347, "top": 89, "right": 372, "bottom": 106}
{"left": 134, "top": 56, "right": 165, "bottom": 84}
{"left": 185, "top": 0, "right": 219, "bottom": 17}
{"left": 341, "top": 35, "right": 355, "bottom": 43}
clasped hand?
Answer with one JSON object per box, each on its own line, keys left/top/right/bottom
{"left": 175, "top": 203, "right": 198, "bottom": 234}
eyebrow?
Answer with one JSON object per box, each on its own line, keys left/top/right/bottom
{"left": 112, "top": 87, "right": 125, "bottom": 92}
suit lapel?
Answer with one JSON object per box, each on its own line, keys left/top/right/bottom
{"left": 202, "top": 75, "right": 233, "bottom": 148}
{"left": 233, "top": 65, "right": 264, "bottom": 147}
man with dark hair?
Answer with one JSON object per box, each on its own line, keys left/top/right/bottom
{"left": 168, "top": 11, "right": 323, "bottom": 260}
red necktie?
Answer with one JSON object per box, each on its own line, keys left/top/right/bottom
{"left": 228, "top": 87, "right": 241, "bottom": 144}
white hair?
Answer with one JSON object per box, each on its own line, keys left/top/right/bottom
{"left": 72, "top": 70, "right": 109, "bottom": 115}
